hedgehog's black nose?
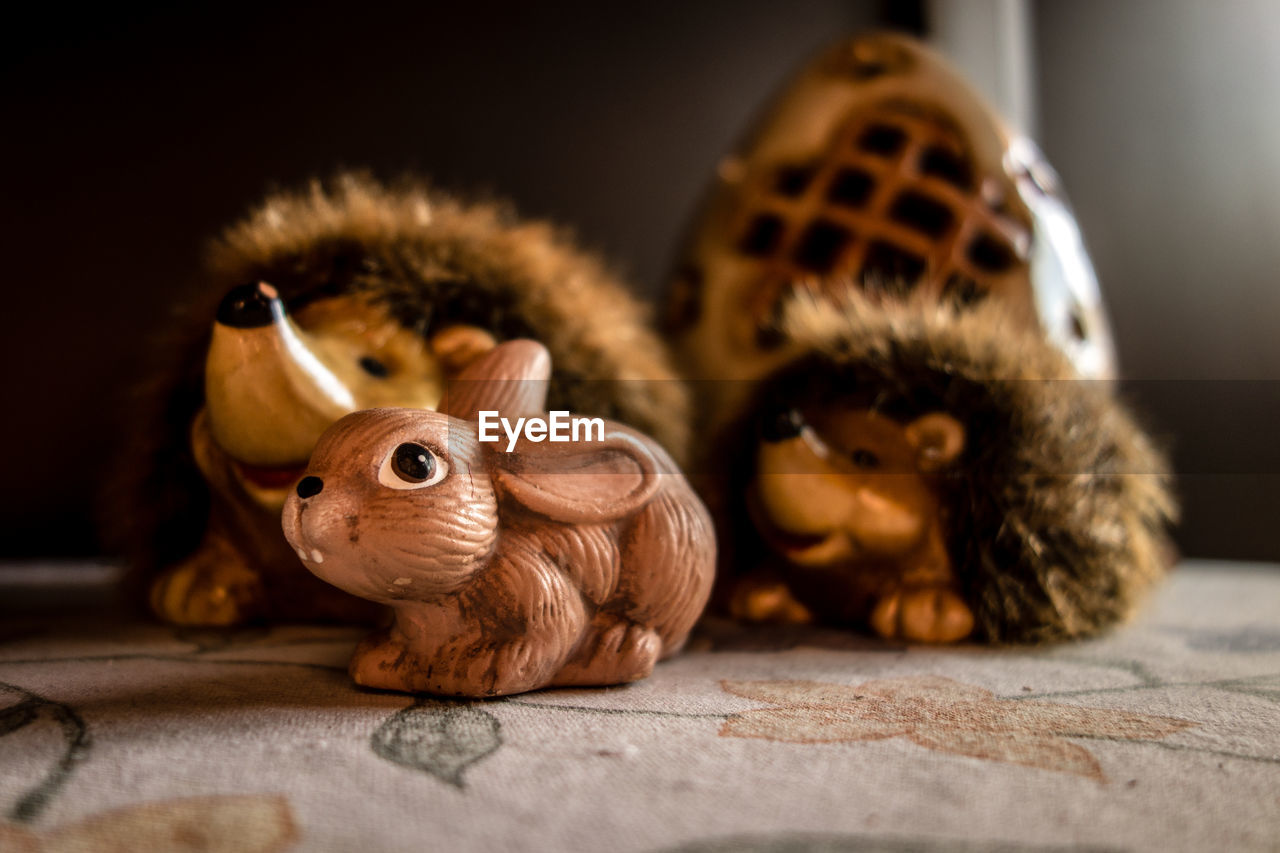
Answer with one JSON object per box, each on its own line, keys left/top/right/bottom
{"left": 296, "top": 476, "right": 324, "bottom": 499}
{"left": 216, "top": 282, "right": 279, "bottom": 328}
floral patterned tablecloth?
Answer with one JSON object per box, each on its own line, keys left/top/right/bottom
{"left": 0, "top": 560, "right": 1277, "bottom": 852}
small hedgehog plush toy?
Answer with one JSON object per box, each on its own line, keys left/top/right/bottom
{"left": 715, "top": 289, "right": 1174, "bottom": 644}
{"left": 109, "top": 173, "right": 688, "bottom": 627}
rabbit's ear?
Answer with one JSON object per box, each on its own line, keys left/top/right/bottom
{"left": 493, "top": 431, "right": 660, "bottom": 524}
{"left": 440, "top": 339, "right": 550, "bottom": 421}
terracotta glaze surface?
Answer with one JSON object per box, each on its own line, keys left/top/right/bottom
{"left": 283, "top": 340, "right": 716, "bottom": 696}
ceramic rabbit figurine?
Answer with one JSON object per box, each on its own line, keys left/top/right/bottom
{"left": 283, "top": 339, "right": 715, "bottom": 697}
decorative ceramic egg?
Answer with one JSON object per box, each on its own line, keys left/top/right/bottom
{"left": 665, "top": 33, "right": 1116, "bottom": 434}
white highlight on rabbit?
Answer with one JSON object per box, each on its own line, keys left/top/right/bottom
{"left": 477, "top": 410, "right": 605, "bottom": 452}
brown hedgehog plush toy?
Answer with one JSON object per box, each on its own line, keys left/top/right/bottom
{"left": 713, "top": 288, "right": 1176, "bottom": 644}
{"left": 106, "top": 173, "right": 687, "bottom": 627}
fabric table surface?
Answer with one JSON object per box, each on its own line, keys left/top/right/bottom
{"left": 0, "top": 559, "right": 1276, "bottom": 852}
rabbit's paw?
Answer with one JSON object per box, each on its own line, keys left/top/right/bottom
{"left": 554, "top": 619, "right": 661, "bottom": 686}
{"left": 349, "top": 629, "right": 424, "bottom": 692}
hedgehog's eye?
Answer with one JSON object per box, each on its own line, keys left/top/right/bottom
{"left": 378, "top": 442, "right": 448, "bottom": 490}
{"left": 850, "top": 449, "right": 881, "bottom": 469}
{"left": 759, "top": 407, "right": 805, "bottom": 443}
{"left": 359, "top": 356, "right": 390, "bottom": 378}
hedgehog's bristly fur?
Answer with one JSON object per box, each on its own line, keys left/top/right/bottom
{"left": 104, "top": 172, "right": 688, "bottom": 582}
{"left": 209, "top": 173, "right": 687, "bottom": 447}
{"left": 717, "top": 287, "right": 1176, "bottom": 643}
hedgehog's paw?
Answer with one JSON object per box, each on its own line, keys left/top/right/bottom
{"left": 149, "top": 544, "right": 265, "bottom": 627}
{"left": 870, "top": 586, "right": 974, "bottom": 644}
{"left": 728, "top": 576, "right": 814, "bottom": 624}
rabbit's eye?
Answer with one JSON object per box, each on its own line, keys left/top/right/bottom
{"left": 393, "top": 444, "right": 432, "bottom": 481}
{"left": 379, "top": 442, "right": 448, "bottom": 490}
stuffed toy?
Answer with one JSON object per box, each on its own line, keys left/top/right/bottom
{"left": 664, "top": 34, "right": 1175, "bottom": 642}
{"left": 107, "top": 173, "right": 687, "bottom": 626}
{"left": 715, "top": 289, "right": 1174, "bottom": 643}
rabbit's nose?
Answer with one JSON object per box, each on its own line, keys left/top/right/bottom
{"left": 296, "top": 476, "right": 324, "bottom": 499}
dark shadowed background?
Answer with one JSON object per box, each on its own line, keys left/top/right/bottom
{"left": 2, "top": 0, "right": 1276, "bottom": 562}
